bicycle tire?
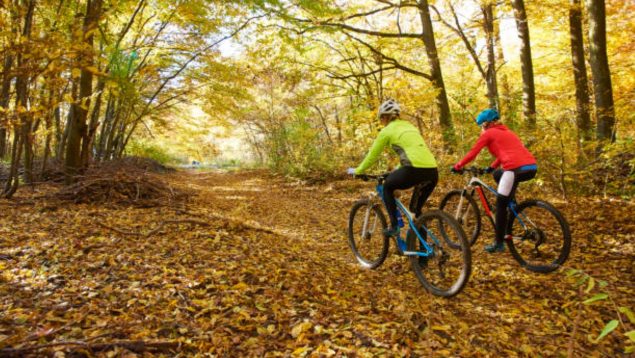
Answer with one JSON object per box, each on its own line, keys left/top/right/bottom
{"left": 506, "top": 200, "right": 571, "bottom": 273}
{"left": 406, "top": 210, "right": 471, "bottom": 297}
{"left": 439, "top": 189, "right": 482, "bottom": 246}
{"left": 348, "top": 199, "right": 389, "bottom": 269}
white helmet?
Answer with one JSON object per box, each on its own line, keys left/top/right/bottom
{"left": 377, "top": 99, "right": 401, "bottom": 118}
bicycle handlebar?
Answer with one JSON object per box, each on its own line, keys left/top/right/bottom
{"left": 354, "top": 173, "right": 390, "bottom": 182}
{"left": 454, "top": 166, "right": 487, "bottom": 176}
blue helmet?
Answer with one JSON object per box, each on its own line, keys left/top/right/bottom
{"left": 475, "top": 109, "right": 499, "bottom": 126}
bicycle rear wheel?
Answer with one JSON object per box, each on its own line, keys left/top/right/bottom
{"left": 406, "top": 210, "right": 471, "bottom": 297}
{"left": 439, "top": 189, "right": 481, "bottom": 246}
{"left": 348, "top": 199, "right": 389, "bottom": 269}
{"left": 507, "top": 200, "right": 571, "bottom": 273}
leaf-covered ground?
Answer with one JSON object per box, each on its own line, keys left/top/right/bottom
{"left": 0, "top": 170, "right": 633, "bottom": 356}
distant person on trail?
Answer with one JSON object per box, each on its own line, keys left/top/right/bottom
{"left": 452, "top": 108, "right": 537, "bottom": 253}
{"left": 347, "top": 99, "right": 438, "bottom": 240}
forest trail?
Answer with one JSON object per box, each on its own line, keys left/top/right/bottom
{"left": 1, "top": 169, "right": 632, "bottom": 356}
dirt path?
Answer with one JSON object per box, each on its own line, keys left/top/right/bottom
{"left": 176, "top": 169, "right": 633, "bottom": 356}
{"left": 0, "top": 169, "right": 632, "bottom": 356}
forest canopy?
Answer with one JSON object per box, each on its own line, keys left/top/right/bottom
{"left": 0, "top": 0, "right": 633, "bottom": 197}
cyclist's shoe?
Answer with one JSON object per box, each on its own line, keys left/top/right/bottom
{"left": 383, "top": 226, "right": 400, "bottom": 238}
{"left": 484, "top": 240, "right": 505, "bottom": 253}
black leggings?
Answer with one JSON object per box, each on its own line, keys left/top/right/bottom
{"left": 492, "top": 166, "right": 537, "bottom": 243}
{"left": 383, "top": 167, "right": 438, "bottom": 228}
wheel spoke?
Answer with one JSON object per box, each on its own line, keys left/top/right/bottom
{"left": 348, "top": 201, "right": 389, "bottom": 269}
{"left": 439, "top": 190, "right": 481, "bottom": 246}
{"left": 406, "top": 210, "right": 471, "bottom": 297}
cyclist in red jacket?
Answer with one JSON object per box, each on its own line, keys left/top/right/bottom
{"left": 452, "top": 109, "right": 537, "bottom": 253}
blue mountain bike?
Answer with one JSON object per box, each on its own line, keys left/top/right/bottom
{"left": 347, "top": 173, "right": 471, "bottom": 297}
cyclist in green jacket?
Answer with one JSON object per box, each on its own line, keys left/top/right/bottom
{"left": 347, "top": 99, "right": 438, "bottom": 239}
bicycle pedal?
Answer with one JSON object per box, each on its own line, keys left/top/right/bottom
{"left": 402, "top": 251, "right": 419, "bottom": 256}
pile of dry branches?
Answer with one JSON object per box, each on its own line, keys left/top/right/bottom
{"left": 55, "top": 158, "right": 187, "bottom": 207}
{"left": 103, "top": 156, "right": 175, "bottom": 173}
{"left": 0, "top": 163, "right": 8, "bottom": 182}
{"left": 39, "top": 158, "right": 66, "bottom": 183}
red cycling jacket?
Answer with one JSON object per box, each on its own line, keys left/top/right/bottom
{"left": 455, "top": 123, "right": 536, "bottom": 170}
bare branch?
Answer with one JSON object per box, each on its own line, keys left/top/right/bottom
{"left": 345, "top": 33, "right": 432, "bottom": 80}
{"left": 137, "top": 13, "right": 267, "bottom": 121}
{"left": 327, "top": 67, "right": 397, "bottom": 80}
{"left": 338, "top": 5, "right": 394, "bottom": 21}
{"left": 283, "top": 14, "right": 421, "bottom": 38}
{"left": 430, "top": 3, "right": 486, "bottom": 79}
{"left": 114, "top": 0, "right": 146, "bottom": 50}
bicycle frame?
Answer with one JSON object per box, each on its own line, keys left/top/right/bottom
{"left": 372, "top": 183, "right": 439, "bottom": 257}
{"left": 458, "top": 175, "right": 534, "bottom": 234}
{"left": 458, "top": 176, "right": 497, "bottom": 221}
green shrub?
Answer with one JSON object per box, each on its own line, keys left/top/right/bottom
{"left": 125, "top": 140, "right": 178, "bottom": 165}
{"left": 265, "top": 115, "right": 339, "bottom": 180}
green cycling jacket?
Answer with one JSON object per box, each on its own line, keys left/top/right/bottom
{"left": 355, "top": 119, "right": 437, "bottom": 174}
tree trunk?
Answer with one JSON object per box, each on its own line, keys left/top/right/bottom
{"left": 104, "top": 99, "right": 125, "bottom": 160}
{"left": 313, "top": 105, "right": 333, "bottom": 145}
{"left": 494, "top": 6, "right": 511, "bottom": 121}
{"left": 0, "top": 53, "right": 13, "bottom": 158}
{"left": 3, "top": 132, "right": 21, "bottom": 197}
{"left": 97, "top": 95, "right": 117, "bottom": 161}
{"left": 569, "top": 0, "right": 592, "bottom": 145}
{"left": 434, "top": 2, "right": 498, "bottom": 114}
{"left": 81, "top": 77, "right": 105, "bottom": 166}
{"left": 417, "top": 0, "right": 454, "bottom": 144}
{"left": 64, "top": 79, "right": 82, "bottom": 182}
{"left": 64, "top": 0, "right": 103, "bottom": 184}
{"left": 482, "top": 3, "right": 499, "bottom": 110}
{"left": 586, "top": 0, "right": 615, "bottom": 145}
{"left": 40, "top": 88, "right": 55, "bottom": 175}
{"left": 41, "top": 114, "right": 52, "bottom": 176}
{"left": 511, "top": 0, "right": 536, "bottom": 128}
{"left": 0, "top": 0, "right": 20, "bottom": 161}
{"left": 119, "top": 111, "right": 141, "bottom": 157}
{"left": 0, "top": 128, "right": 6, "bottom": 159}
{"left": 3, "top": 127, "right": 23, "bottom": 198}
{"left": 335, "top": 108, "right": 342, "bottom": 146}
{"left": 16, "top": 0, "right": 36, "bottom": 185}
{"left": 58, "top": 104, "right": 71, "bottom": 160}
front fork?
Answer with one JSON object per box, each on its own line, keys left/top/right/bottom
{"left": 361, "top": 192, "right": 381, "bottom": 239}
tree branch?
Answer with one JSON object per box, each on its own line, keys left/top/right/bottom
{"left": 430, "top": 3, "right": 486, "bottom": 79}
{"left": 337, "top": 5, "right": 395, "bottom": 21}
{"left": 145, "top": 13, "right": 267, "bottom": 112}
{"left": 327, "top": 66, "right": 397, "bottom": 80}
{"left": 284, "top": 15, "right": 421, "bottom": 38}
{"left": 345, "top": 33, "right": 432, "bottom": 80}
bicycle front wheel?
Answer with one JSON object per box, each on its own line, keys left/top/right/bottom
{"left": 406, "top": 210, "right": 471, "bottom": 297}
{"left": 439, "top": 189, "right": 481, "bottom": 246}
{"left": 507, "top": 200, "right": 571, "bottom": 273}
{"left": 348, "top": 199, "right": 389, "bottom": 269}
